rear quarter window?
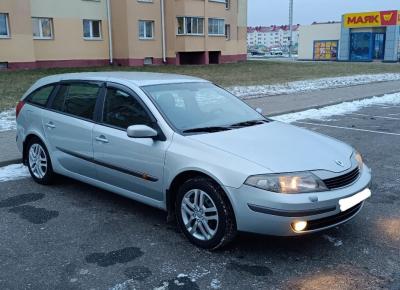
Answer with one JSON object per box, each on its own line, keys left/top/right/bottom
{"left": 50, "top": 82, "right": 100, "bottom": 120}
{"left": 26, "top": 85, "right": 55, "bottom": 107}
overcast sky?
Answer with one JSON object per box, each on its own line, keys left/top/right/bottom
{"left": 248, "top": 0, "right": 400, "bottom": 26}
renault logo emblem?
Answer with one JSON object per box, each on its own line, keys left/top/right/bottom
{"left": 335, "top": 160, "right": 345, "bottom": 167}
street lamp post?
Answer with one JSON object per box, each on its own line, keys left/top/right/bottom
{"left": 289, "top": 0, "right": 293, "bottom": 58}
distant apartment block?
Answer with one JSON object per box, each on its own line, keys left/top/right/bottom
{"left": 0, "top": 0, "right": 247, "bottom": 69}
{"left": 247, "top": 25, "right": 300, "bottom": 50}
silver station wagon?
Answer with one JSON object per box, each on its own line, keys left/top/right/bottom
{"left": 16, "top": 72, "right": 372, "bottom": 249}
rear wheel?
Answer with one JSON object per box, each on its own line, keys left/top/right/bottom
{"left": 26, "top": 138, "right": 55, "bottom": 185}
{"left": 175, "top": 177, "right": 237, "bottom": 250}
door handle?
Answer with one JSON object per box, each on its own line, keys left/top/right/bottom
{"left": 46, "top": 122, "right": 56, "bottom": 129}
{"left": 96, "top": 135, "right": 109, "bottom": 143}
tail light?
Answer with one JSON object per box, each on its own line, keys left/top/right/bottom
{"left": 16, "top": 100, "right": 25, "bottom": 119}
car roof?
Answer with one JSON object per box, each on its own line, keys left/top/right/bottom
{"left": 35, "top": 72, "right": 209, "bottom": 87}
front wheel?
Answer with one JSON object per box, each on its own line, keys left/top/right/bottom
{"left": 176, "top": 177, "right": 237, "bottom": 250}
{"left": 26, "top": 138, "right": 55, "bottom": 185}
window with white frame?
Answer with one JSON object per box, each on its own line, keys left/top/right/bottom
{"left": 225, "top": 24, "right": 230, "bottom": 40}
{"left": 225, "top": 0, "right": 230, "bottom": 9}
{"left": 0, "top": 13, "right": 10, "bottom": 37}
{"left": 139, "top": 20, "right": 154, "bottom": 39}
{"left": 177, "top": 17, "right": 204, "bottom": 35}
{"left": 32, "top": 17, "right": 53, "bottom": 39}
{"left": 83, "top": 20, "right": 102, "bottom": 39}
{"left": 208, "top": 18, "right": 225, "bottom": 36}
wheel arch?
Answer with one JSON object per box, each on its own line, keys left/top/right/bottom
{"left": 22, "top": 133, "right": 48, "bottom": 165}
{"left": 166, "top": 169, "right": 236, "bottom": 223}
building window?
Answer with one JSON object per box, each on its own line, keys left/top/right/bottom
{"left": 139, "top": 20, "right": 154, "bottom": 39}
{"left": 314, "top": 40, "right": 338, "bottom": 61}
{"left": 208, "top": 18, "right": 225, "bottom": 36}
{"left": 83, "top": 20, "right": 102, "bottom": 40}
{"left": 225, "top": 24, "right": 230, "bottom": 40}
{"left": 225, "top": 0, "right": 230, "bottom": 9}
{"left": 177, "top": 17, "right": 204, "bottom": 35}
{"left": 32, "top": 18, "right": 53, "bottom": 39}
{"left": 0, "top": 13, "right": 10, "bottom": 38}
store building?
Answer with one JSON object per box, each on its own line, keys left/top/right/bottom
{"left": 0, "top": 0, "right": 247, "bottom": 69}
{"left": 298, "top": 10, "right": 400, "bottom": 62}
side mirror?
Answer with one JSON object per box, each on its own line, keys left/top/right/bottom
{"left": 127, "top": 125, "right": 158, "bottom": 139}
{"left": 256, "top": 107, "right": 263, "bottom": 114}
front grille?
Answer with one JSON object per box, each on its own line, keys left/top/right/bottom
{"left": 323, "top": 167, "right": 360, "bottom": 190}
{"left": 306, "top": 202, "right": 363, "bottom": 231}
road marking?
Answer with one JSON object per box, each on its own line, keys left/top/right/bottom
{"left": 295, "top": 121, "right": 400, "bottom": 136}
{"left": 351, "top": 113, "right": 400, "bottom": 120}
{"left": 372, "top": 105, "right": 400, "bottom": 109}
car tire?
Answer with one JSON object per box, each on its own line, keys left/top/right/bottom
{"left": 175, "top": 177, "right": 237, "bottom": 250}
{"left": 26, "top": 137, "right": 55, "bottom": 185}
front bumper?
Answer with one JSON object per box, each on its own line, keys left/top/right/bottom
{"left": 225, "top": 165, "right": 372, "bottom": 236}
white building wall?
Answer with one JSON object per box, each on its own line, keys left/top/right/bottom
{"left": 298, "top": 23, "right": 341, "bottom": 60}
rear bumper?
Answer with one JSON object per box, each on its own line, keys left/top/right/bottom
{"left": 225, "top": 165, "right": 371, "bottom": 236}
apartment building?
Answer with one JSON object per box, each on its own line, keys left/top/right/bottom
{"left": 247, "top": 25, "right": 300, "bottom": 50}
{"left": 0, "top": 0, "right": 247, "bottom": 69}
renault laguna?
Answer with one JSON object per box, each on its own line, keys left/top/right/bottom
{"left": 16, "top": 72, "right": 372, "bottom": 249}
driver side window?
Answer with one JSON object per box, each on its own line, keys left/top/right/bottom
{"left": 102, "top": 87, "right": 152, "bottom": 129}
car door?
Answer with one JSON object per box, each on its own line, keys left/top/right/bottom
{"left": 42, "top": 81, "right": 103, "bottom": 179}
{"left": 92, "top": 83, "right": 169, "bottom": 201}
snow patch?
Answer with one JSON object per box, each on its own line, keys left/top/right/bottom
{"left": 323, "top": 235, "right": 343, "bottom": 247}
{"left": 0, "top": 164, "right": 30, "bottom": 182}
{"left": 273, "top": 92, "right": 400, "bottom": 123}
{"left": 210, "top": 278, "right": 222, "bottom": 289}
{"left": 0, "top": 109, "right": 16, "bottom": 132}
{"left": 229, "top": 73, "right": 400, "bottom": 99}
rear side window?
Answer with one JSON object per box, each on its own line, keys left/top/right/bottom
{"left": 102, "top": 87, "right": 152, "bottom": 129}
{"left": 50, "top": 82, "right": 100, "bottom": 120}
{"left": 27, "top": 85, "right": 55, "bottom": 107}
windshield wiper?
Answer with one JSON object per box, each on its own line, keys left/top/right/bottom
{"left": 229, "top": 119, "right": 269, "bottom": 128}
{"left": 182, "top": 126, "right": 231, "bottom": 134}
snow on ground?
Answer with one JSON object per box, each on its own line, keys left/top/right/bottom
{"left": 273, "top": 92, "right": 400, "bottom": 123}
{"left": 0, "top": 109, "right": 16, "bottom": 132}
{"left": 229, "top": 73, "right": 400, "bottom": 99}
{"left": 0, "top": 164, "right": 30, "bottom": 182}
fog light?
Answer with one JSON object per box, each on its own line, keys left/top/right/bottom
{"left": 292, "top": 221, "right": 308, "bottom": 232}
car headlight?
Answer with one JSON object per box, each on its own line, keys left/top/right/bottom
{"left": 245, "top": 172, "right": 328, "bottom": 194}
{"left": 354, "top": 151, "right": 364, "bottom": 170}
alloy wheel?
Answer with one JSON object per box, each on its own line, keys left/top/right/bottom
{"left": 180, "top": 189, "right": 219, "bottom": 241}
{"left": 28, "top": 143, "right": 48, "bottom": 179}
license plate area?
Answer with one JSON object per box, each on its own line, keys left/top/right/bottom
{"left": 339, "top": 188, "right": 371, "bottom": 212}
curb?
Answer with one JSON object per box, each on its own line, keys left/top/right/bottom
{"left": 0, "top": 159, "right": 22, "bottom": 167}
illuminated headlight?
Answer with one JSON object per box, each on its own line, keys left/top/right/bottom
{"left": 354, "top": 151, "right": 364, "bottom": 171}
{"left": 245, "top": 172, "right": 328, "bottom": 194}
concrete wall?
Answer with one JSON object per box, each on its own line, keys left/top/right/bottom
{"left": 0, "top": 0, "right": 36, "bottom": 64}
{"left": 1, "top": 0, "right": 246, "bottom": 68}
{"left": 112, "top": 0, "right": 247, "bottom": 65}
{"left": 298, "top": 23, "right": 341, "bottom": 60}
{"left": 0, "top": 0, "right": 109, "bottom": 68}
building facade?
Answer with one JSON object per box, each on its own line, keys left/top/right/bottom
{"left": 299, "top": 10, "right": 400, "bottom": 62}
{"left": 247, "top": 25, "right": 300, "bottom": 51}
{"left": 0, "top": 0, "right": 247, "bottom": 69}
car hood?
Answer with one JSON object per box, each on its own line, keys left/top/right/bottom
{"left": 188, "top": 121, "right": 353, "bottom": 173}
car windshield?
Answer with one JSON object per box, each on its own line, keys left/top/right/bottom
{"left": 142, "top": 82, "right": 266, "bottom": 133}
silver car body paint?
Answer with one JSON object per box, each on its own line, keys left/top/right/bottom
{"left": 16, "top": 72, "right": 371, "bottom": 236}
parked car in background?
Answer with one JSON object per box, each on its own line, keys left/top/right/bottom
{"left": 16, "top": 72, "right": 372, "bottom": 249}
{"left": 269, "top": 48, "right": 284, "bottom": 56}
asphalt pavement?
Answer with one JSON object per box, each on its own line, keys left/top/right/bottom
{"left": 0, "top": 103, "right": 399, "bottom": 290}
